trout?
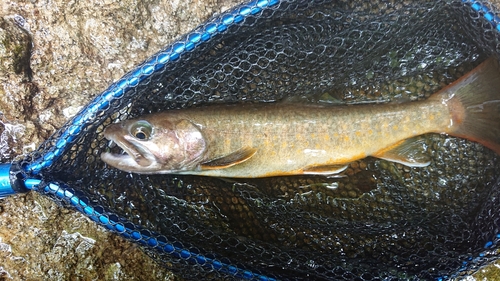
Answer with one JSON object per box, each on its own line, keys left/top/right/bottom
{"left": 101, "top": 57, "right": 500, "bottom": 178}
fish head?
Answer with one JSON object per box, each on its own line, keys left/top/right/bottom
{"left": 101, "top": 116, "right": 206, "bottom": 174}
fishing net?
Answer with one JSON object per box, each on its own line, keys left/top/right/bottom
{"left": 9, "top": 0, "right": 500, "bottom": 279}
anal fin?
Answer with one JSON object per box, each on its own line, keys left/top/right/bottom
{"left": 303, "top": 164, "right": 348, "bottom": 175}
{"left": 201, "top": 146, "right": 257, "bottom": 170}
{"left": 373, "top": 137, "right": 431, "bottom": 167}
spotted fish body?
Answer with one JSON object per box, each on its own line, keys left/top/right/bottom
{"left": 161, "top": 102, "right": 446, "bottom": 177}
{"left": 101, "top": 57, "right": 500, "bottom": 178}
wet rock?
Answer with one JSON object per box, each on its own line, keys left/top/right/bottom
{"left": 0, "top": 0, "right": 239, "bottom": 279}
{"left": 0, "top": 0, "right": 500, "bottom": 280}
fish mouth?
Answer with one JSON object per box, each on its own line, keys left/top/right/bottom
{"left": 101, "top": 131, "right": 153, "bottom": 168}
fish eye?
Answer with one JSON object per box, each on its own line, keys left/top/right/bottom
{"left": 130, "top": 121, "right": 153, "bottom": 141}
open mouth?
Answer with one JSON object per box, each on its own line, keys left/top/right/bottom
{"left": 101, "top": 135, "right": 153, "bottom": 167}
{"left": 103, "top": 140, "right": 131, "bottom": 159}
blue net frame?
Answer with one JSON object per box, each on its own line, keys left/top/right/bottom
{"left": 1, "top": 0, "right": 500, "bottom": 279}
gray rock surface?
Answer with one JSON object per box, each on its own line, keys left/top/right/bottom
{"left": 1, "top": 0, "right": 500, "bottom": 280}
{"left": 0, "top": 0, "right": 238, "bottom": 280}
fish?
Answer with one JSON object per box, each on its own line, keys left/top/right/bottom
{"left": 101, "top": 57, "right": 500, "bottom": 178}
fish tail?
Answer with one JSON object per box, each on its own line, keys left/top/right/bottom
{"left": 435, "top": 57, "right": 500, "bottom": 154}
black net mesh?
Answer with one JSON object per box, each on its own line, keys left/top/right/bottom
{"left": 17, "top": 0, "right": 500, "bottom": 279}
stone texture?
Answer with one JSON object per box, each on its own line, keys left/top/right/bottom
{"left": 0, "top": 0, "right": 238, "bottom": 280}
{"left": 0, "top": 0, "right": 500, "bottom": 280}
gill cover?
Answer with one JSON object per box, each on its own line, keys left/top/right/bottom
{"left": 166, "top": 119, "right": 207, "bottom": 170}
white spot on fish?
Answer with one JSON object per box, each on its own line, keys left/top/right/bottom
{"left": 303, "top": 149, "right": 326, "bottom": 157}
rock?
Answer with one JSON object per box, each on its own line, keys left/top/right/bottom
{"left": 1, "top": 0, "right": 500, "bottom": 280}
{"left": 0, "top": 0, "right": 239, "bottom": 279}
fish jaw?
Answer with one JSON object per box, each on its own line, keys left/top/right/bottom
{"left": 101, "top": 150, "right": 173, "bottom": 174}
{"left": 101, "top": 124, "right": 159, "bottom": 172}
{"left": 100, "top": 118, "right": 208, "bottom": 174}
{"left": 101, "top": 151, "right": 148, "bottom": 173}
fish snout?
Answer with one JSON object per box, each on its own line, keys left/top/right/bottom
{"left": 102, "top": 123, "right": 126, "bottom": 140}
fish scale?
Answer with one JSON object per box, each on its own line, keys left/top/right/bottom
{"left": 169, "top": 101, "right": 450, "bottom": 177}
{"left": 101, "top": 57, "right": 500, "bottom": 179}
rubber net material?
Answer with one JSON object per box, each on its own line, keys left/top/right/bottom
{"left": 21, "top": 0, "right": 500, "bottom": 279}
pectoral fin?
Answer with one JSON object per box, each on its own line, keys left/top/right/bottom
{"left": 303, "top": 164, "right": 348, "bottom": 175}
{"left": 373, "top": 137, "right": 431, "bottom": 167}
{"left": 201, "top": 147, "right": 257, "bottom": 170}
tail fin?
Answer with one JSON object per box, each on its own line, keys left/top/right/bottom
{"left": 437, "top": 57, "right": 500, "bottom": 155}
